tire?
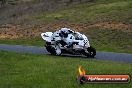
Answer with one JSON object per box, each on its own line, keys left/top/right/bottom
{"left": 87, "top": 46, "right": 96, "bottom": 58}
{"left": 82, "top": 46, "right": 96, "bottom": 58}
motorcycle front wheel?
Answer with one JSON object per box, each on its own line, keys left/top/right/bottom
{"left": 87, "top": 46, "right": 96, "bottom": 57}
{"left": 82, "top": 46, "right": 96, "bottom": 58}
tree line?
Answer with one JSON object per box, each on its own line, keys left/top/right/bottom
{"left": 0, "top": 0, "right": 7, "bottom": 7}
{"left": 0, "top": 0, "right": 93, "bottom": 8}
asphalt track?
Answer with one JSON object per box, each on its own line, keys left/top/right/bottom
{"left": 0, "top": 44, "right": 132, "bottom": 63}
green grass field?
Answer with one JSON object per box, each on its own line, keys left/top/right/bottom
{"left": 83, "top": 28, "right": 132, "bottom": 53}
{"left": 1, "top": 0, "right": 132, "bottom": 25}
{"left": 0, "top": 0, "right": 132, "bottom": 88}
{"left": 0, "top": 51, "right": 132, "bottom": 88}
{"left": 0, "top": 37, "right": 44, "bottom": 47}
{"left": 25, "top": 0, "right": 132, "bottom": 24}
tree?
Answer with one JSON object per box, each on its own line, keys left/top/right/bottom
{"left": 66, "top": 0, "right": 75, "bottom": 6}
{"left": 0, "top": 0, "right": 7, "bottom": 7}
{"left": 69, "top": 0, "right": 73, "bottom": 3}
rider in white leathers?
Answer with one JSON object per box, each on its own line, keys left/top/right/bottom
{"left": 41, "top": 28, "right": 96, "bottom": 57}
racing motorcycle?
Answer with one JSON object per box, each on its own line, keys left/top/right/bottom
{"left": 41, "top": 28, "right": 96, "bottom": 57}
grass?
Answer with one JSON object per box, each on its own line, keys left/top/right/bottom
{"left": 0, "top": 1, "right": 131, "bottom": 87}
{"left": 82, "top": 28, "right": 132, "bottom": 53}
{"left": 25, "top": 0, "right": 132, "bottom": 24}
{"left": 0, "top": 37, "right": 44, "bottom": 46}
{"left": 1, "top": 0, "right": 131, "bottom": 25}
{"left": 0, "top": 51, "right": 131, "bottom": 88}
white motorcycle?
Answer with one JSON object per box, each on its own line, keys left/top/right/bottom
{"left": 41, "top": 28, "right": 96, "bottom": 57}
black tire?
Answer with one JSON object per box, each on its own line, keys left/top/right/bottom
{"left": 87, "top": 46, "right": 96, "bottom": 58}
{"left": 82, "top": 46, "right": 96, "bottom": 58}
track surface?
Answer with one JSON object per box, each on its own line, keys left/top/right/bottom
{"left": 0, "top": 44, "right": 132, "bottom": 63}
